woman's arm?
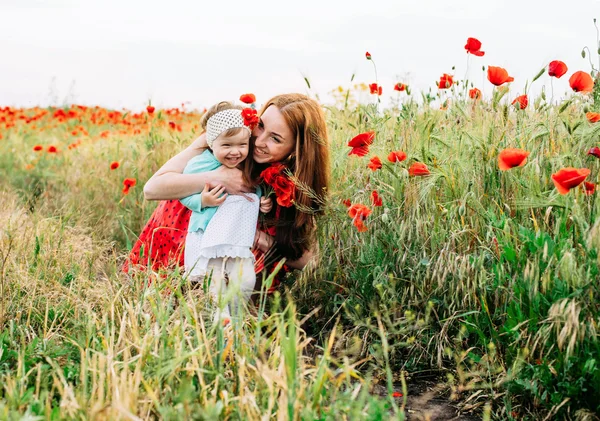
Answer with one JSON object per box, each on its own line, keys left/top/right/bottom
{"left": 143, "top": 134, "right": 251, "bottom": 200}
{"left": 253, "top": 231, "right": 317, "bottom": 270}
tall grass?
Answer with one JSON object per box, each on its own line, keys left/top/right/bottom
{"left": 1, "top": 85, "right": 600, "bottom": 419}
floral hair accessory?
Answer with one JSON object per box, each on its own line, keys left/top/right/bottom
{"left": 241, "top": 108, "right": 259, "bottom": 130}
{"left": 206, "top": 109, "right": 252, "bottom": 147}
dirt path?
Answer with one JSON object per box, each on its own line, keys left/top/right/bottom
{"left": 371, "top": 381, "right": 480, "bottom": 421}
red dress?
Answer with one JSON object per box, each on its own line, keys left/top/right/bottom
{"left": 123, "top": 199, "right": 288, "bottom": 290}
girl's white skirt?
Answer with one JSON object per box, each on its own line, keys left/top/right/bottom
{"left": 184, "top": 193, "right": 260, "bottom": 277}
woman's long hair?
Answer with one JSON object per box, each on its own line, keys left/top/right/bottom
{"left": 249, "top": 93, "right": 331, "bottom": 261}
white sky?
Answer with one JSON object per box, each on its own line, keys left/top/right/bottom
{"left": 1, "top": 0, "right": 599, "bottom": 111}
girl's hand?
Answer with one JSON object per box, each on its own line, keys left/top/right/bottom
{"left": 201, "top": 184, "right": 227, "bottom": 207}
{"left": 259, "top": 197, "right": 273, "bottom": 213}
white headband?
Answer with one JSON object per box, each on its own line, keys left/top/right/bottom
{"left": 206, "top": 109, "right": 251, "bottom": 147}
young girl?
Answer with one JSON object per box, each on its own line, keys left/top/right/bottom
{"left": 180, "top": 101, "right": 271, "bottom": 325}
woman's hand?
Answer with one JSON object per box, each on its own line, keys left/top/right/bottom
{"left": 253, "top": 230, "right": 274, "bottom": 253}
{"left": 210, "top": 166, "right": 252, "bottom": 195}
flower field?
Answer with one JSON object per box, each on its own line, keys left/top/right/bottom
{"left": 2, "top": 36, "right": 600, "bottom": 420}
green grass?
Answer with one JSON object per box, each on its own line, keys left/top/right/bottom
{"left": 2, "top": 82, "right": 600, "bottom": 420}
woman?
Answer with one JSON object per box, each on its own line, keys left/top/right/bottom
{"left": 125, "top": 93, "right": 330, "bottom": 290}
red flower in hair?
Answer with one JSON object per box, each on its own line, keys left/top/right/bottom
{"left": 464, "top": 37, "right": 485, "bottom": 56}
{"left": 348, "top": 203, "right": 372, "bottom": 232}
{"left": 438, "top": 74, "right": 453, "bottom": 89}
{"left": 239, "top": 93, "right": 256, "bottom": 104}
{"left": 586, "top": 112, "right": 600, "bottom": 123}
{"left": 394, "top": 83, "right": 407, "bottom": 92}
{"left": 584, "top": 181, "right": 596, "bottom": 195}
{"left": 569, "top": 71, "right": 594, "bottom": 93}
{"left": 110, "top": 161, "right": 120, "bottom": 170}
{"left": 587, "top": 147, "right": 600, "bottom": 158}
{"left": 387, "top": 150, "right": 407, "bottom": 163}
{"left": 371, "top": 190, "right": 383, "bottom": 207}
{"left": 469, "top": 88, "right": 482, "bottom": 100}
{"left": 348, "top": 132, "right": 375, "bottom": 157}
{"left": 368, "top": 156, "right": 382, "bottom": 171}
{"left": 33, "top": 145, "right": 43, "bottom": 151}
{"left": 548, "top": 60, "right": 568, "bottom": 78}
{"left": 241, "top": 108, "right": 259, "bottom": 129}
{"left": 512, "top": 95, "right": 528, "bottom": 110}
{"left": 498, "top": 148, "right": 529, "bottom": 171}
{"left": 369, "top": 83, "right": 382, "bottom": 95}
{"left": 551, "top": 168, "right": 590, "bottom": 194}
{"left": 487, "top": 66, "right": 514, "bottom": 86}
{"left": 47, "top": 145, "right": 58, "bottom": 153}
{"left": 408, "top": 162, "right": 430, "bottom": 176}
{"left": 122, "top": 178, "right": 137, "bottom": 194}
{"left": 146, "top": 105, "right": 155, "bottom": 114}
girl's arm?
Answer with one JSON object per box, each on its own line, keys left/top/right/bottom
{"left": 143, "top": 134, "right": 251, "bottom": 200}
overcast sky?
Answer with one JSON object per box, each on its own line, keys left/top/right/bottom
{"left": 1, "top": 0, "right": 599, "bottom": 111}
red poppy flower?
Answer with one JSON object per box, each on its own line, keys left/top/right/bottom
{"left": 438, "top": 74, "right": 453, "bottom": 89}
{"left": 348, "top": 132, "right": 375, "bottom": 157}
{"left": 260, "top": 163, "right": 286, "bottom": 184}
{"left": 587, "top": 147, "right": 600, "bottom": 158}
{"left": 371, "top": 190, "right": 383, "bottom": 207}
{"left": 168, "top": 121, "right": 176, "bottom": 129}
{"left": 348, "top": 203, "right": 372, "bottom": 232}
{"left": 241, "top": 108, "right": 259, "bottom": 129}
{"left": 369, "top": 83, "right": 382, "bottom": 95}
{"left": 365, "top": 52, "right": 372, "bottom": 60}
{"left": 548, "top": 60, "right": 568, "bottom": 78}
{"left": 551, "top": 167, "right": 590, "bottom": 194}
{"left": 47, "top": 145, "right": 57, "bottom": 153}
{"left": 33, "top": 145, "right": 43, "bottom": 152}
{"left": 387, "top": 150, "right": 407, "bottom": 163}
{"left": 239, "top": 93, "right": 256, "bottom": 104}
{"left": 394, "top": 83, "right": 407, "bottom": 92}
{"left": 498, "top": 148, "right": 529, "bottom": 171}
{"left": 469, "top": 88, "right": 481, "bottom": 100}
{"left": 342, "top": 199, "right": 351, "bottom": 207}
{"left": 487, "top": 66, "right": 514, "bottom": 86}
{"left": 584, "top": 181, "right": 596, "bottom": 195}
{"left": 110, "top": 161, "right": 120, "bottom": 170}
{"left": 464, "top": 37, "right": 485, "bottom": 56}
{"left": 259, "top": 163, "right": 296, "bottom": 207}
{"left": 512, "top": 95, "right": 528, "bottom": 110}
{"left": 392, "top": 392, "right": 403, "bottom": 398}
{"left": 586, "top": 112, "right": 600, "bottom": 123}
{"left": 368, "top": 156, "right": 382, "bottom": 171}
{"left": 146, "top": 105, "right": 155, "bottom": 114}
{"left": 122, "top": 178, "right": 137, "bottom": 194}
{"left": 569, "top": 71, "right": 594, "bottom": 93}
{"left": 408, "top": 162, "right": 430, "bottom": 176}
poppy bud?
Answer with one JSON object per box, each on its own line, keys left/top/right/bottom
{"left": 458, "top": 204, "right": 466, "bottom": 216}
{"left": 582, "top": 49, "right": 586, "bottom": 58}
{"left": 381, "top": 213, "right": 389, "bottom": 223}
{"left": 452, "top": 65, "right": 455, "bottom": 71}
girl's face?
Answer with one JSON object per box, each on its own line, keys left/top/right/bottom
{"left": 252, "top": 106, "right": 295, "bottom": 164}
{"left": 212, "top": 130, "right": 250, "bottom": 168}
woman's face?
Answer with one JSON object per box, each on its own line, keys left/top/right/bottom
{"left": 252, "top": 105, "right": 295, "bottom": 164}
